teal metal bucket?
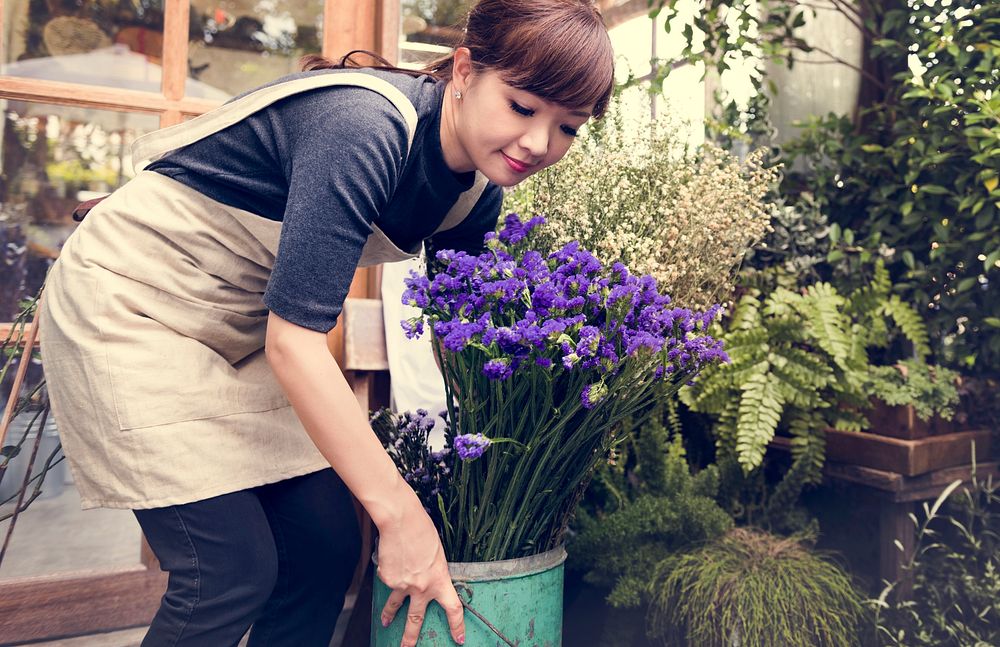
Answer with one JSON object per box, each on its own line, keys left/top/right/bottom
{"left": 371, "top": 546, "right": 567, "bottom": 647}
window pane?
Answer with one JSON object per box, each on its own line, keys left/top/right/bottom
{"left": 2, "top": 1, "right": 170, "bottom": 93}
{"left": 0, "top": 100, "right": 156, "bottom": 580}
{"left": 0, "top": 101, "right": 158, "bottom": 321}
{"left": 0, "top": 384, "right": 144, "bottom": 580}
{"left": 188, "top": 0, "right": 324, "bottom": 97}
{"left": 399, "top": 0, "right": 473, "bottom": 69}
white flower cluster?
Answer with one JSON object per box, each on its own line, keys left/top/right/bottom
{"left": 504, "top": 113, "right": 778, "bottom": 309}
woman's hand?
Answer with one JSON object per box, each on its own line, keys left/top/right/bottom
{"left": 264, "top": 313, "right": 464, "bottom": 645}
{"left": 377, "top": 491, "right": 466, "bottom": 647}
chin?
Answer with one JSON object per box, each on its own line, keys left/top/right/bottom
{"left": 478, "top": 167, "right": 523, "bottom": 188}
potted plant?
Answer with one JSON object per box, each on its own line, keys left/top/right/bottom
{"left": 863, "top": 360, "right": 961, "bottom": 440}
{"left": 370, "top": 214, "right": 729, "bottom": 646}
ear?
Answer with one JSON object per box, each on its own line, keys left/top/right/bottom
{"left": 451, "top": 47, "right": 474, "bottom": 94}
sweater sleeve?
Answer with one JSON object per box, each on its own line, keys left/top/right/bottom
{"left": 263, "top": 89, "right": 409, "bottom": 332}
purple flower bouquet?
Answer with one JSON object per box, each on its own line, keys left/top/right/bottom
{"left": 389, "top": 214, "right": 727, "bottom": 562}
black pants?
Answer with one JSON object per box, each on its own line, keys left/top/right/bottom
{"left": 133, "top": 469, "right": 361, "bottom": 647}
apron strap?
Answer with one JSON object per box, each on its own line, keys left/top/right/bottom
{"left": 131, "top": 73, "right": 420, "bottom": 172}
{"left": 432, "top": 171, "right": 489, "bottom": 235}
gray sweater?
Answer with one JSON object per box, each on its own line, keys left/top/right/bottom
{"left": 148, "top": 68, "right": 501, "bottom": 332}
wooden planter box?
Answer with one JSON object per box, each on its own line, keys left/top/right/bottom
{"left": 824, "top": 428, "right": 992, "bottom": 476}
{"left": 866, "top": 401, "right": 955, "bottom": 440}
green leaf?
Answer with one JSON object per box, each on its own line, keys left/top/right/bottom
{"left": 956, "top": 277, "right": 978, "bottom": 293}
{"left": 983, "top": 317, "right": 1000, "bottom": 329}
{"left": 829, "top": 222, "right": 841, "bottom": 245}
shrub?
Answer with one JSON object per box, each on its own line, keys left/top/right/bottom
{"left": 504, "top": 99, "right": 777, "bottom": 310}
{"left": 876, "top": 471, "right": 1000, "bottom": 646}
{"left": 648, "top": 527, "right": 866, "bottom": 647}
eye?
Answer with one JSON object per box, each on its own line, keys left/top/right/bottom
{"left": 561, "top": 125, "right": 579, "bottom": 137}
{"left": 510, "top": 101, "right": 534, "bottom": 117}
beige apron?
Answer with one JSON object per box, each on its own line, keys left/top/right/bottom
{"left": 39, "top": 72, "right": 488, "bottom": 509}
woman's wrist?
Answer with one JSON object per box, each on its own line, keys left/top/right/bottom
{"left": 363, "top": 469, "right": 422, "bottom": 531}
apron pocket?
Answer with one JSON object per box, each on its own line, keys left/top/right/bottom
{"left": 104, "top": 312, "right": 290, "bottom": 431}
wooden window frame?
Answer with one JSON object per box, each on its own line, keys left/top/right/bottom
{"left": 0, "top": 0, "right": 398, "bottom": 338}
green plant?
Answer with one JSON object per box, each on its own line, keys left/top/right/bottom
{"left": 681, "top": 262, "right": 932, "bottom": 523}
{"left": 504, "top": 94, "right": 777, "bottom": 310}
{"left": 740, "top": 192, "right": 831, "bottom": 292}
{"left": 400, "top": 216, "right": 728, "bottom": 561}
{"left": 650, "top": 0, "right": 1000, "bottom": 372}
{"left": 571, "top": 401, "right": 733, "bottom": 609}
{"left": 875, "top": 469, "right": 999, "bottom": 646}
{"left": 865, "top": 359, "right": 961, "bottom": 422}
{"left": 648, "top": 527, "right": 867, "bottom": 647}
{"left": 778, "top": 1, "right": 1000, "bottom": 373}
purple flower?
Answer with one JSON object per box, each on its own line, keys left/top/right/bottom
{"left": 581, "top": 381, "right": 608, "bottom": 409}
{"left": 401, "top": 318, "right": 425, "bottom": 339}
{"left": 393, "top": 212, "right": 727, "bottom": 386}
{"left": 454, "top": 433, "right": 491, "bottom": 460}
{"left": 483, "top": 358, "right": 513, "bottom": 381}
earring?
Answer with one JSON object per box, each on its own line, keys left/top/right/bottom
{"left": 453, "top": 89, "right": 462, "bottom": 100}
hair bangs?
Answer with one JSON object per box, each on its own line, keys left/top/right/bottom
{"left": 475, "top": 5, "right": 615, "bottom": 118}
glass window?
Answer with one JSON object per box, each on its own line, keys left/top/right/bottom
{"left": 0, "top": 99, "right": 157, "bottom": 582}
{"left": 0, "top": 101, "right": 158, "bottom": 320}
{"left": 187, "top": 0, "right": 324, "bottom": 97}
{"left": 2, "top": 1, "right": 168, "bottom": 93}
{"left": 0, "top": 377, "right": 144, "bottom": 581}
{"left": 398, "top": 0, "right": 473, "bottom": 69}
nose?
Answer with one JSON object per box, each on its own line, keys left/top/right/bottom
{"left": 519, "top": 124, "right": 549, "bottom": 162}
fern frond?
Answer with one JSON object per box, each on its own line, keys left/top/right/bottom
{"left": 769, "top": 349, "right": 830, "bottom": 409}
{"left": 848, "top": 259, "right": 891, "bottom": 321}
{"left": 723, "top": 328, "right": 771, "bottom": 368}
{"left": 713, "top": 397, "right": 742, "bottom": 463}
{"left": 788, "top": 413, "right": 826, "bottom": 486}
{"left": 829, "top": 409, "right": 868, "bottom": 432}
{"left": 884, "top": 295, "right": 931, "bottom": 359}
{"left": 798, "top": 283, "right": 851, "bottom": 367}
{"left": 682, "top": 367, "right": 732, "bottom": 414}
{"left": 763, "top": 287, "right": 798, "bottom": 318}
{"left": 729, "top": 291, "right": 763, "bottom": 331}
{"left": 665, "top": 396, "right": 683, "bottom": 437}
{"left": 735, "top": 366, "right": 784, "bottom": 473}
{"left": 762, "top": 316, "right": 806, "bottom": 346}
{"left": 846, "top": 323, "right": 875, "bottom": 371}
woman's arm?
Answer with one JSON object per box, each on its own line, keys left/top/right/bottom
{"left": 265, "top": 312, "right": 466, "bottom": 647}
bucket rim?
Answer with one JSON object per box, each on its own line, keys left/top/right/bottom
{"left": 373, "top": 544, "right": 567, "bottom": 582}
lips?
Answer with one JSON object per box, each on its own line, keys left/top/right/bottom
{"left": 502, "top": 152, "right": 533, "bottom": 174}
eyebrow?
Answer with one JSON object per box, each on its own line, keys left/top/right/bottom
{"left": 569, "top": 109, "right": 591, "bottom": 118}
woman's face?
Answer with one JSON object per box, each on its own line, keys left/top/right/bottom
{"left": 448, "top": 65, "right": 593, "bottom": 187}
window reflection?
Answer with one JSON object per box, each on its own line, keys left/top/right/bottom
{"left": 0, "top": 102, "right": 157, "bottom": 321}
{"left": 399, "top": 0, "right": 472, "bottom": 68}
{"left": 2, "top": 1, "right": 167, "bottom": 91}
{"left": 188, "top": 0, "right": 324, "bottom": 97}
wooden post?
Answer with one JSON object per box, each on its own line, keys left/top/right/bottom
{"left": 879, "top": 500, "right": 916, "bottom": 600}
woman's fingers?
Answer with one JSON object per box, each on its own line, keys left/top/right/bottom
{"left": 401, "top": 598, "right": 429, "bottom": 647}
{"left": 439, "top": 585, "right": 466, "bottom": 645}
{"left": 382, "top": 585, "right": 466, "bottom": 646}
{"left": 381, "top": 589, "right": 406, "bottom": 628}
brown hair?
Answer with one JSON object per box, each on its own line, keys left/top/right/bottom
{"left": 301, "top": 0, "right": 615, "bottom": 118}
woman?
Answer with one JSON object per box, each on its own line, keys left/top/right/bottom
{"left": 39, "top": 1, "right": 614, "bottom": 645}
